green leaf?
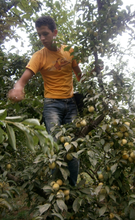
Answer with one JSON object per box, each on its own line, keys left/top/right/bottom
{"left": 80, "top": 188, "right": 91, "bottom": 194}
{"left": 114, "top": 213, "right": 122, "bottom": 220}
{"left": 6, "top": 124, "right": 16, "bottom": 150}
{"left": 87, "top": 150, "right": 95, "bottom": 158}
{"left": 6, "top": 116, "right": 25, "bottom": 122}
{"left": 130, "top": 194, "right": 135, "bottom": 199}
{"left": 95, "top": 185, "right": 103, "bottom": 195}
{"left": 0, "top": 155, "right": 4, "bottom": 160}
{"left": 99, "top": 193, "right": 106, "bottom": 202}
{"left": 129, "top": 199, "right": 135, "bottom": 206}
{"left": 59, "top": 167, "right": 70, "bottom": 180}
{"left": 56, "top": 199, "right": 67, "bottom": 211}
{"left": 49, "top": 193, "right": 55, "bottom": 202}
{"left": 71, "top": 152, "right": 78, "bottom": 158}
{"left": 65, "top": 144, "right": 72, "bottom": 152}
{"left": 24, "top": 131, "right": 35, "bottom": 152}
{"left": 99, "top": 206, "right": 107, "bottom": 217}
{"left": 130, "top": 208, "right": 135, "bottom": 219}
{"left": 101, "top": 139, "right": 105, "bottom": 145}
{"left": 51, "top": 213, "right": 64, "bottom": 220}
{"left": 64, "top": 46, "right": 71, "bottom": 51}
{"left": 0, "top": 127, "right": 5, "bottom": 143}
{"left": 105, "top": 186, "right": 110, "bottom": 194}
{"left": 34, "top": 130, "right": 46, "bottom": 147}
{"left": 71, "top": 141, "right": 78, "bottom": 148}
{"left": 0, "top": 109, "right": 7, "bottom": 120}
{"left": 0, "top": 198, "right": 12, "bottom": 211}
{"left": 43, "top": 185, "right": 53, "bottom": 193}
{"left": 111, "top": 163, "right": 118, "bottom": 174}
{"left": 109, "top": 194, "right": 116, "bottom": 202}
{"left": 23, "top": 118, "right": 40, "bottom": 126}
{"left": 73, "top": 197, "right": 80, "bottom": 213}
{"left": 55, "top": 131, "right": 63, "bottom": 139}
{"left": 104, "top": 143, "right": 110, "bottom": 152}
{"left": 55, "top": 1, "right": 60, "bottom": 9}
{"left": 77, "top": 148, "right": 86, "bottom": 155}
{"left": 38, "top": 203, "right": 51, "bottom": 215}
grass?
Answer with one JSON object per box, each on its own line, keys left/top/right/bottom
{"left": 1, "top": 210, "right": 31, "bottom": 220}
{"left": 0, "top": 190, "right": 33, "bottom": 220}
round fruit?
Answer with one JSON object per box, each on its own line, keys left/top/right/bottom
{"left": 128, "top": 157, "right": 133, "bottom": 163}
{"left": 52, "top": 183, "right": 60, "bottom": 191}
{"left": 0, "top": 182, "right": 4, "bottom": 188}
{"left": 60, "top": 136, "right": 65, "bottom": 143}
{"left": 98, "top": 173, "right": 104, "bottom": 180}
{"left": 56, "top": 179, "right": 63, "bottom": 186}
{"left": 50, "top": 151, "right": 54, "bottom": 156}
{"left": 80, "top": 119, "right": 87, "bottom": 126}
{"left": 88, "top": 131, "right": 92, "bottom": 136}
{"left": 75, "top": 122, "right": 81, "bottom": 128}
{"left": 66, "top": 153, "right": 73, "bottom": 161}
{"left": 116, "top": 132, "right": 123, "bottom": 138}
{"left": 119, "top": 126, "right": 127, "bottom": 132}
{"left": 6, "top": 164, "right": 12, "bottom": 170}
{"left": 110, "top": 142, "right": 114, "bottom": 147}
{"left": 124, "top": 122, "right": 130, "bottom": 127}
{"left": 121, "top": 139, "right": 127, "bottom": 145}
{"left": 49, "top": 162, "right": 56, "bottom": 169}
{"left": 65, "top": 195, "right": 70, "bottom": 200}
{"left": 122, "top": 152, "right": 129, "bottom": 160}
{"left": 130, "top": 151, "right": 135, "bottom": 159}
{"left": 113, "top": 120, "right": 117, "bottom": 126}
{"left": 100, "top": 189, "right": 106, "bottom": 194}
{"left": 88, "top": 106, "right": 95, "bottom": 113}
{"left": 98, "top": 182, "right": 103, "bottom": 186}
{"left": 64, "top": 142, "right": 69, "bottom": 147}
{"left": 124, "top": 132, "right": 129, "bottom": 137}
{"left": 107, "top": 166, "right": 110, "bottom": 171}
{"left": 109, "top": 213, "right": 114, "bottom": 219}
{"left": 63, "top": 189, "right": 70, "bottom": 196}
{"left": 69, "top": 145, "right": 74, "bottom": 152}
{"left": 128, "top": 142, "right": 134, "bottom": 147}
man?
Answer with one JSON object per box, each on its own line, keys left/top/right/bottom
{"left": 8, "top": 16, "right": 82, "bottom": 186}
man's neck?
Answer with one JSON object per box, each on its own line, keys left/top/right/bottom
{"left": 48, "top": 44, "right": 61, "bottom": 51}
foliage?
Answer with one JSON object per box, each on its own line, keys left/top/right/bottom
{"left": 1, "top": 0, "right": 135, "bottom": 220}
{"left": 0, "top": 0, "right": 42, "bottom": 45}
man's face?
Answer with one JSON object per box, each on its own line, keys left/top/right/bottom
{"left": 36, "top": 25, "right": 57, "bottom": 50}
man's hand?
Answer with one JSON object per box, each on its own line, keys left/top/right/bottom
{"left": 8, "top": 88, "right": 25, "bottom": 102}
{"left": 7, "top": 69, "right": 34, "bottom": 102}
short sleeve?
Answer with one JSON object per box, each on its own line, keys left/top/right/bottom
{"left": 26, "top": 52, "right": 42, "bottom": 74}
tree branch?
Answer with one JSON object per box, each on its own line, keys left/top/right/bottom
{"left": 76, "top": 114, "right": 105, "bottom": 138}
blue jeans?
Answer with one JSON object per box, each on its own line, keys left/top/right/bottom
{"left": 43, "top": 97, "right": 79, "bottom": 186}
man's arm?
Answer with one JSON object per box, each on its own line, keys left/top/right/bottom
{"left": 8, "top": 69, "right": 34, "bottom": 102}
{"left": 72, "top": 65, "right": 82, "bottom": 82}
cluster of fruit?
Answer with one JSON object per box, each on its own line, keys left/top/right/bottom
{"left": 75, "top": 106, "right": 95, "bottom": 128}
{"left": 59, "top": 136, "right": 77, "bottom": 161}
{"left": 50, "top": 179, "right": 70, "bottom": 201}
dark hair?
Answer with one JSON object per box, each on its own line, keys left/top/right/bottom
{"left": 35, "top": 16, "right": 56, "bottom": 32}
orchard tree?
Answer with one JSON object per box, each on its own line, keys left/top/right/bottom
{"left": 1, "top": 0, "right": 135, "bottom": 220}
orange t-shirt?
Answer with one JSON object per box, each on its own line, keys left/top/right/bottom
{"left": 26, "top": 45, "right": 78, "bottom": 99}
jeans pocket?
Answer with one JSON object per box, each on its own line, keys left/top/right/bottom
{"left": 44, "top": 98, "right": 55, "bottom": 105}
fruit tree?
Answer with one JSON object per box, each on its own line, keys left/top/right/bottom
{"left": 1, "top": 0, "right": 135, "bottom": 219}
